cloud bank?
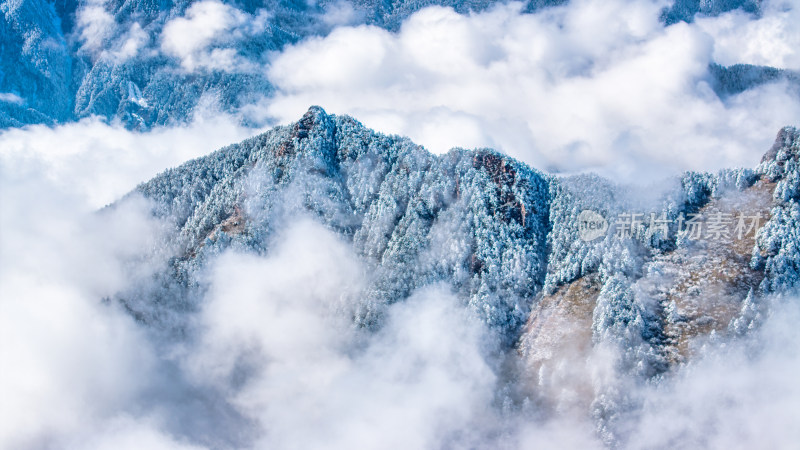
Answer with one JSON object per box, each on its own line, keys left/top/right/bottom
{"left": 3, "top": 176, "right": 799, "bottom": 448}
{"left": 160, "top": 0, "right": 269, "bottom": 72}
{"left": 0, "top": 157, "right": 175, "bottom": 447}
{"left": 696, "top": 1, "right": 800, "bottom": 70}
{"left": 0, "top": 92, "right": 24, "bottom": 105}
{"left": 266, "top": 0, "right": 800, "bottom": 180}
{"left": 185, "top": 222, "right": 501, "bottom": 449}
{"left": 0, "top": 112, "right": 254, "bottom": 208}
{"left": 65, "top": 0, "right": 800, "bottom": 180}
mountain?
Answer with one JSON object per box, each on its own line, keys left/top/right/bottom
{"left": 660, "top": 0, "right": 761, "bottom": 24}
{"left": 709, "top": 63, "right": 800, "bottom": 99}
{"left": 123, "top": 106, "right": 553, "bottom": 344}
{"left": 114, "top": 107, "right": 800, "bottom": 445}
{"left": 1, "top": 0, "right": 787, "bottom": 129}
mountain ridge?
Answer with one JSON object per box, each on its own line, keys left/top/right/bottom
{"left": 106, "top": 106, "right": 800, "bottom": 446}
{"left": 123, "top": 106, "right": 799, "bottom": 337}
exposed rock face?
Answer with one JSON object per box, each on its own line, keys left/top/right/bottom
{"left": 119, "top": 108, "right": 799, "bottom": 444}
{"left": 516, "top": 126, "right": 799, "bottom": 444}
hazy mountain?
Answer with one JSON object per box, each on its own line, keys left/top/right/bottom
{"left": 660, "top": 0, "right": 761, "bottom": 24}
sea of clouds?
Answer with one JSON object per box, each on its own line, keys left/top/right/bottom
{"left": 2, "top": 0, "right": 800, "bottom": 448}
{"left": 265, "top": 0, "right": 800, "bottom": 180}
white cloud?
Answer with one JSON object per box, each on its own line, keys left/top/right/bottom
{"left": 696, "top": 1, "right": 800, "bottom": 70}
{"left": 77, "top": 0, "right": 116, "bottom": 53}
{"left": 627, "top": 298, "right": 800, "bottom": 449}
{"left": 160, "top": 0, "right": 266, "bottom": 72}
{"left": 0, "top": 107, "right": 262, "bottom": 449}
{"left": 71, "top": 416, "right": 205, "bottom": 450}
{"left": 188, "top": 224, "right": 501, "bottom": 448}
{"left": 0, "top": 161, "right": 169, "bottom": 447}
{"left": 321, "top": 0, "right": 362, "bottom": 27}
{"left": 0, "top": 111, "right": 256, "bottom": 208}
{"left": 75, "top": 0, "right": 149, "bottom": 62}
{"left": 0, "top": 92, "right": 24, "bottom": 104}
{"left": 111, "top": 22, "right": 149, "bottom": 62}
{"left": 266, "top": 0, "right": 800, "bottom": 181}
{"left": 161, "top": 1, "right": 242, "bottom": 56}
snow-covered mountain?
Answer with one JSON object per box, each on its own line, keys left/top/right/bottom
{"left": 4, "top": 1, "right": 800, "bottom": 447}
{"left": 2, "top": 0, "right": 792, "bottom": 129}
{"left": 111, "top": 106, "right": 800, "bottom": 446}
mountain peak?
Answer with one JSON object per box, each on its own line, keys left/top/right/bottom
{"left": 294, "top": 106, "right": 330, "bottom": 136}
{"left": 116, "top": 111, "right": 800, "bottom": 448}
{"left": 759, "top": 126, "right": 800, "bottom": 181}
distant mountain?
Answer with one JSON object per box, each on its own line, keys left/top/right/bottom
{"left": 709, "top": 63, "right": 800, "bottom": 99}
{"left": 660, "top": 0, "right": 761, "bottom": 24}
{"left": 0, "top": 0, "right": 537, "bottom": 128}
{"left": 114, "top": 107, "right": 799, "bottom": 444}
{"left": 1, "top": 0, "right": 787, "bottom": 129}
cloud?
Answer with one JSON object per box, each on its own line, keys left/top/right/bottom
{"left": 321, "top": 0, "right": 362, "bottom": 27}
{"left": 695, "top": 1, "right": 800, "bottom": 70}
{"left": 69, "top": 416, "right": 206, "bottom": 450}
{"left": 0, "top": 111, "right": 255, "bottom": 208}
{"left": 626, "top": 298, "right": 800, "bottom": 449}
{"left": 266, "top": 0, "right": 800, "bottom": 181}
{"left": 0, "top": 158, "right": 165, "bottom": 447}
{"left": 0, "top": 92, "right": 24, "bottom": 105}
{"left": 75, "top": 0, "right": 148, "bottom": 62}
{"left": 111, "top": 22, "right": 149, "bottom": 62}
{"left": 0, "top": 108, "right": 262, "bottom": 448}
{"left": 160, "top": 0, "right": 268, "bottom": 72}
{"left": 187, "top": 222, "right": 502, "bottom": 448}
{"left": 77, "top": 0, "right": 116, "bottom": 54}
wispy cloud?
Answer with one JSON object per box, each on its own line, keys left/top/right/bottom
{"left": 76, "top": 0, "right": 116, "bottom": 54}
{"left": 160, "top": 0, "right": 269, "bottom": 72}
{"left": 0, "top": 93, "right": 24, "bottom": 105}
{"left": 0, "top": 112, "right": 254, "bottom": 208}
{"left": 695, "top": 2, "right": 800, "bottom": 70}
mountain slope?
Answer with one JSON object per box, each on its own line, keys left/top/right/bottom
{"left": 123, "top": 106, "right": 798, "bottom": 339}
{"left": 128, "top": 106, "right": 553, "bottom": 344}
{"left": 113, "top": 107, "right": 799, "bottom": 445}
